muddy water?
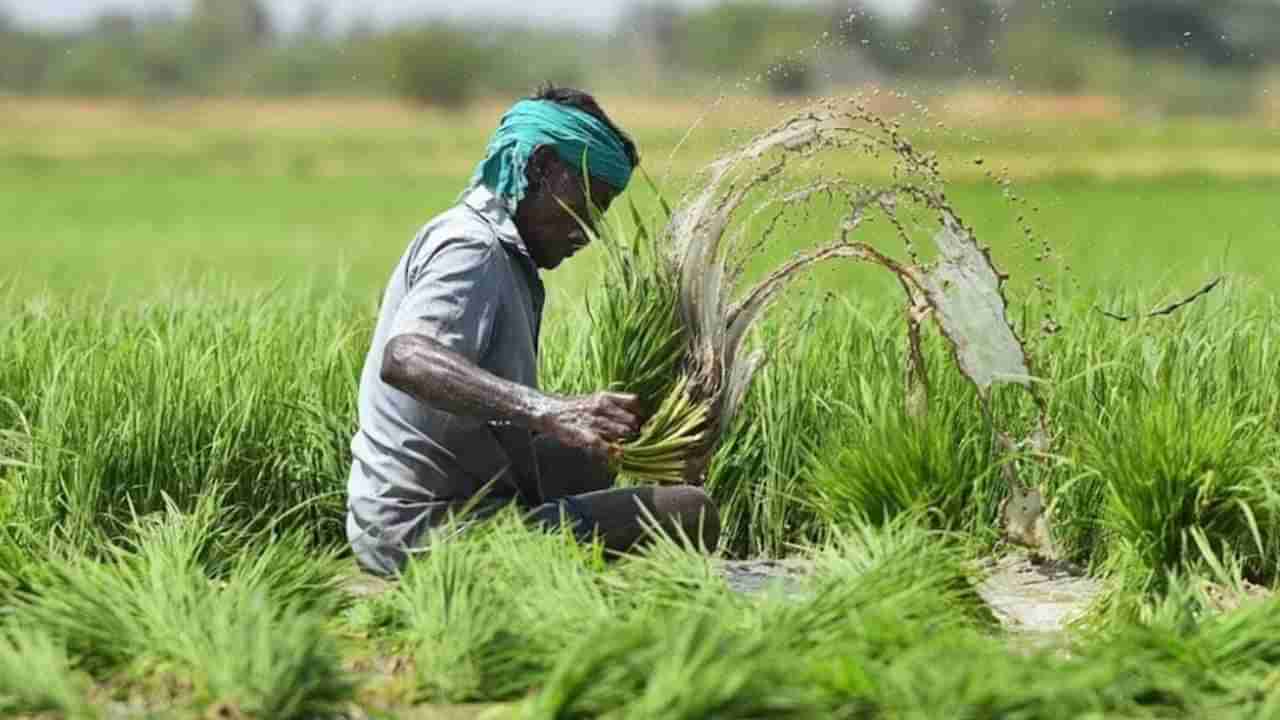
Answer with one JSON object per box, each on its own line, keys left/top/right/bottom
{"left": 976, "top": 554, "right": 1101, "bottom": 636}
{"left": 721, "top": 559, "right": 811, "bottom": 596}
{"left": 723, "top": 552, "right": 1101, "bottom": 641}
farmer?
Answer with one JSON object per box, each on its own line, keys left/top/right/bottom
{"left": 347, "top": 86, "right": 721, "bottom": 576}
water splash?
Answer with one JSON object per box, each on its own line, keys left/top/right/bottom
{"left": 595, "top": 98, "right": 1057, "bottom": 551}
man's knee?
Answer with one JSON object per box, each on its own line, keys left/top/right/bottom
{"left": 653, "top": 485, "right": 721, "bottom": 551}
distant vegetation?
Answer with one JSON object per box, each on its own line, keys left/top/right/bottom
{"left": 1, "top": 0, "right": 1278, "bottom": 112}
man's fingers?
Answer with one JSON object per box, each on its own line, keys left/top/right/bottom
{"left": 597, "top": 405, "right": 639, "bottom": 433}
{"left": 602, "top": 392, "right": 643, "bottom": 416}
{"left": 556, "top": 426, "right": 610, "bottom": 462}
{"left": 596, "top": 393, "right": 642, "bottom": 431}
{"left": 592, "top": 418, "right": 634, "bottom": 443}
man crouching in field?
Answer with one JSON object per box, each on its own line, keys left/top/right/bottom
{"left": 347, "top": 86, "right": 720, "bottom": 576}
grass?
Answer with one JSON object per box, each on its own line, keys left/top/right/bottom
{"left": 15, "top": 497, "right": 354, "bottom": 718}
{"left": 0, "top": 290, "right": 362, "bottom": 554}
{"left": 3, "top": 97, "right": 1280, "bottom": 716}
{"left": 0, "top": 627, "right": 93, "bottom": 719}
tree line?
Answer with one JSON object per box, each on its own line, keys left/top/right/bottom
{"left": 1, "top": 0, "right": 1276, "bottom": 112}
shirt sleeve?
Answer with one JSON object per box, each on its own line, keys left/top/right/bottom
{"left": 389, "top": 233, "right": 502, "bottom": 363}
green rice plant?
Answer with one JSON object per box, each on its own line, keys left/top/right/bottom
{"left": 600, "top": 517, "right": 733, "bottom": 613}
{"left": 377, "top": 513, "right": 611, "bottom": 703}
{"left": 522, "top": 566, "right": 757, "bottom": 717}
{"left": 1075, "top": 572, "right": 1280, "bottom": 715}
{"left": 608, "top": 374, "right": 709, "bottom": 481}
{"left": 391, "top": 527, "right": 536, "bottom": 702}
{"left": 1005, "top": 285, "right": 1280, "bottom": 572}
{"left": 0, "top": 627, "right": 95, "bottom": 719}
{"left": 375, "top": 515, "right": 1000, "bottom": 716}
{"left": 805, "top": 587, "right": 1280, "bottom": 720}
{"left": 526, "top": 519, "right": 993, "bottom": 719}
{"left": 578, "top": 185, "right": 702, "bottom": 485}
{"left": 575, "top": 108, "right": 1049, "bottom": 563}
{"left": 807, "top": 363, "right": 1003, "bottom": 535}
{"left": 583, "top": 183, "right": 686, "bottom": 413}
{"left": 0, "top": 288, "right": 364, "bottom": 551}
{"left": 169, "top": 587, "right": 355, "bottom": 719}
{"left": 1076, "top": 387, "right": 1280, "bottom": 596}
{"left": 704, "top": 311, "right": 846, "bottom": 556}
{"left": 799, "top": 517, "right": 997, "bottom": 634}
{"left": 17, "top": 499, "right": 355, "bottom": 718}
{"left": 526, "top": 606, "right": 831, "bottom": 720}
{"left": 804, "top": 526, "right": 1280, "bottom": 718}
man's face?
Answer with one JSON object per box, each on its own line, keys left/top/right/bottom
{"left": 515, "top": 146, "right": 622, "bottom": 270}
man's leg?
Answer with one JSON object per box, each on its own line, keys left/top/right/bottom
{"left": 529, "top": 434, "right": 721, "bottom": 552}
{"left": 526, "top": 486, "right": 721, "bottom": 553}
{"left": 531, "top": 434, "right": 614, "bottom": 501}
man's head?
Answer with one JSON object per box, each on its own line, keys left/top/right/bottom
{"left": 472, "top": 85, "right": 639, "bottom": 270}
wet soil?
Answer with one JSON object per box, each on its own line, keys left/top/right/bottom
{"left": 724, "top": 552, "right": 1102, "bottom": 640}
{"left": 975, "top": 553, "right": 1101, "bottom": 639}
{"left": 720, "top": 558, "right": 811, "bottom": 596}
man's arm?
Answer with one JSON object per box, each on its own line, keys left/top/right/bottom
{"left": 384, "top": 231, "right": 641, "bottom": 458}
{"left": 382, "top": 333, "right": 642, "bottom": 460}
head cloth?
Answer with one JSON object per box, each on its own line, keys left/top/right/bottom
{"left": 469, "top": 99, "right": 633, "bottom": 208}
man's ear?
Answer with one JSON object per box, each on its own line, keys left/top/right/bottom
{"left": 526, "top": 145, "right": 560, "bottom": 194}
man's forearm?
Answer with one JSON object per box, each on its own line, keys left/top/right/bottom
{"left": 381, "top": 333, "right": 553, "bottom": 431}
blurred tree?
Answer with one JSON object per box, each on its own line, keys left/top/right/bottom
{"left": 1, "top": 0, "right": 1275, "bottom": 105}
{"left": 765, "top": 56, "right": 814, "bottom": 96}
{"left": 35, "top": 9, "right": 152, "bottom": 96}
{"left": 996, "top": 21, "right": 1117, "bottom": 94}
{"left": 836, "top": 0, "right": 1000, "bottom": 78}
{"left": 832, "top": 1, "right": 925, "bottom": 76}
{"left": 921, "top": 0, "right": 1001, "bottom": 76}
{"left": 0, "top": 24, "right": 54, "bottom": 94}
{"left": 387, "top": 25, "right": 488, "bottom": 108}
{"left": 44, "top": 40, "right": 146, "bottom": 96}
{"left": 668, "top": 1, "right": 826, "bottom": 93}
{"left": 191, "top": 0, "right": 272, "bottom": 65}
{"left": 1224, "top": 1, "right": 1280, "bottom": 64}
{"left": 1108, "top": 0, "right": 1242, "bottom": 67}
{"left": 619, "top": 1, "right": 680, "bottom": 86}
{"left": 1066, "top": 0, "right": 1273, "bottom": 69}
{"left": 138, "top": 20, "right": 198, "bottom": 94}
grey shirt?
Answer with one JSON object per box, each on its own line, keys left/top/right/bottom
{"left": 347, "top": 185, "right": 545, "bottom": 575}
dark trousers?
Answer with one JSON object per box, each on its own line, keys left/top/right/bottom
{"left": 517, "top": 436, "right": 721, "bottom": 554}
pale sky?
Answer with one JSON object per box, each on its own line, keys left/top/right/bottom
{"left": 3, "top": 0, "right": 920, "bottom": 33}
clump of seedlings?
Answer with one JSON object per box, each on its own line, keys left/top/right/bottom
{"left": 584, "top": 98, "right": 1054, "bottom": 550}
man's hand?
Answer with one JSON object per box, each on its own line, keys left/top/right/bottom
{"left": 534, "top": 392, "right": 644, "bottom": 460}
{"left": 381, "top": 335, "right": 644, "bottom": 459}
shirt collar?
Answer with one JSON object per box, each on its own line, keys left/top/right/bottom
{"left": 462, "top": 184, "right": 535, "bottom": 264}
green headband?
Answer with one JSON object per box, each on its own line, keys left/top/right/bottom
{"left": 470, "top": 99, "right": 634, "bottom": 206}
